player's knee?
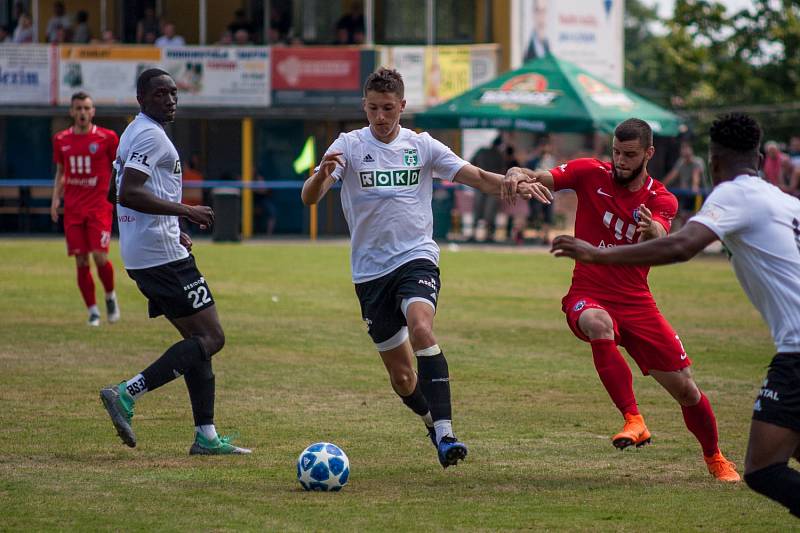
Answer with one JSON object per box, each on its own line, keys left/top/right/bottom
{"left": 408, "top": 321, "right": 435, "bottom": 347}
{"left": 199, "top": 326, "right": 225, "bottom": 356}
{"left": 92, "top": 253, "right": 108, "bottom": 266}
{"left": 390, "top": 369, "right": 416, "bottom": 395}
{"left": 674, "top": 379, "right": 701, "bottom": 406}
{"left": 582, "top": 316, "right": 615, "bottom": 340}
{"left": 75, "top": 255, "right": 90, "bottom": 268}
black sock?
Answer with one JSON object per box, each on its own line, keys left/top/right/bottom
{"left": 744, "top": 462, "right": 800, "bottom": 517}
{"left": 141, "top": 337, "right": 208, "bottom": 392}
{"left": 184, "top": 358, "right": 215, "bottom": 427}
{"left": 417, "top": 351, "right": 452, "bottom": 422}
{"left": 399, "top": 378, "right": 430, "bottom": 418}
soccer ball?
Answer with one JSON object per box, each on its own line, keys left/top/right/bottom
{"left": 296, "top": 442, "right": 350, "bottom": 492}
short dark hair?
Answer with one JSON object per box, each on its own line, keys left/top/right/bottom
{"left": 71, "top": 91, "right": 91, "bottom": 103}
{"left": 364, "top": 67, "right": 404, "bottom": 98}
{"left": 614, "top": 118, "right": 653, "bottom": 148}
{"left": 137, "top": 68, "right": 171, "bottom": 98}
{"left": 709, "top": 113, "right": 762, "bottom": 153}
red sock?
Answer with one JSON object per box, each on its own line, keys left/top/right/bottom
{"left": 590, "top": 339, "right": 639, "bottom": 416}
{"left": 96, "top": 260, "right": 115, "bottom": 294}
{"left": 77, "top": 265, "right": 96, "bottom": 307}
{"left": 681, "top": 393, "right": 720, "bottom": 457}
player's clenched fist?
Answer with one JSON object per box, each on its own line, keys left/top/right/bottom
{"left": 186, "top": 205, "right": 214, "bottom": 229}
{"left": 318, "top": 151, "right": 345, "bottom": 178}
{"left": 550, "top": 235, "right": 599, "bottom": 263}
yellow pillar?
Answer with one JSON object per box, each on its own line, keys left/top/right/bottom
{"left": 241, "top": 117, "right": 253, "bottom": 239}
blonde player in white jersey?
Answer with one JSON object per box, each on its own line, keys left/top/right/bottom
{"left": 99, "top": 68, "right": 250, "bottom": 455}
{"left": 551, "top": 113, "right": 800, "bottom": 519}
{"left": 301, "top": 67, "right": 551, "bottom": 468}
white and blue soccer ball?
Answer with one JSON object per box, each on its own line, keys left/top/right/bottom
{"left": 296, "top": 442, "right": 350, "bottom": 492}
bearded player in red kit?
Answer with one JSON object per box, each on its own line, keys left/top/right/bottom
{"left": 51, "top": 91, "right": 120, "bottom": 326}
{"left": 507, "top": 118, "right": 740, "bottom": 482}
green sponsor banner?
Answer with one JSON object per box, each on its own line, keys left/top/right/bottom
{"left": 360, "top": 169, "right": 421, "bottom": 188}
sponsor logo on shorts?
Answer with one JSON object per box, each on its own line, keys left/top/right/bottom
{"left": 359, "top": 168, "right": 421, "bottom": 188}
{"left": 363, "top": 317, "right": 372, "bottom": 332}
{"left": 183, "top": 277, "right": 206, "bottom": 291}
{"left": 118, "top": 214, "right": 136, "bottom": 223}
{"left": 418, "top": 277, "right": 437, "bottom": 290}
{"left": 758, "top": 378, "right": 780, "bottom": 401}
{"left": 753, "top": 399, "right": 762, "bottom": 411}
{"left": 573, "top": 300, "right": 586, "bottom": 312}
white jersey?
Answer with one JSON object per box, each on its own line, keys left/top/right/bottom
{"left": 320, "top": 126, "right": 468, "bottom": 283}
{"left": 114, "top": 113, "right": 188, "bottom": 269}
{"left": 690, "top": 175, "right": 800, "bottom": 353}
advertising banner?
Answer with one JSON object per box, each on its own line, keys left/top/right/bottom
{"left": 424, "top": 46, "right": 471, "bottom": 107}
{"left": 518, "top": 0, "right": 624, "bottom": 86}
{"left": 0, "top": 45, "right": 53, "bottom": 104}
{"left": 161, "top": 47, "right": 270, "bottom": 106}
{"left": 58, "top": 46, "right": 161, "bottom": 105}
{"left": 270, "top": 47, "right": 376, "bottom": 107}
{"left": 386, "top": 46, "right": 425, "bottom": 109}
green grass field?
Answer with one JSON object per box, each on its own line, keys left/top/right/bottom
{"left": 0, "top": 238, "right": 791, "bottom": 531}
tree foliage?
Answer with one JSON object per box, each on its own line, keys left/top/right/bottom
{"left": 625, "top": 0, "right": 800, "bottom": 141}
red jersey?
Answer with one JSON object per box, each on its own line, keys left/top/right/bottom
{"left": 551, "top": 158, "right": 677, "bottom": 303}
{"left": 52, "top": 125, "right": 119, "bottom": 217}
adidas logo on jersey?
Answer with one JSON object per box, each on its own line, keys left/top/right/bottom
{"left": 359, "top": 169, "right": 421, "bottom": 188}
{"left": 363, "top": 153, "right": 375, "bottom": 163}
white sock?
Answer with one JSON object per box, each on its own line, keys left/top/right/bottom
{"left": 124, "top": 374, "right": 147, "bottom": 400}
{"left": 105, "top": 290, "right": 116, "bottom": 301}
{"left": 88, "top": 304, "right": 100, "bottom": 316}
{"left": 422, "top": 412, "right": 434, "bottom": 427}
{"left": 196, "top": 424, "right": 218, "bottom": 440}
{"left": 434, "top": 419, "right": 454, "bottom": 444}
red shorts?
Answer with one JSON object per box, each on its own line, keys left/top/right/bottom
{"left": 64, "top": 210, "right": 112, "bottom": 256}
{"left": 562, "top": 293, "right": 691, "bottom": 376}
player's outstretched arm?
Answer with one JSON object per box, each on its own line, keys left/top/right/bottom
{"left": 506, "top": 167, "right": 555, "bottom": 191}
{"left": 119, "top": 167, "right": 214, "bottom": 228}
{"left": 550, "top": 221, "right": 718, "bottom": 266}
{"left": 301, "top": 151, "right": 344, "bottom": 206}
{"left": 50, "top": 164, "right": 65, "bottom": 222}
{"left": 454, "top": 164, "right": 552, "bottom": 204}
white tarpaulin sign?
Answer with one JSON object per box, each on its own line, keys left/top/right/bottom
{"left": 0, "top": 45, "right": 54, "bottom": 104}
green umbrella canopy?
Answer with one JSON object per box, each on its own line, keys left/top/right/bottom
{"left": 414, "top": 54, "right": 684, "bottom": 136}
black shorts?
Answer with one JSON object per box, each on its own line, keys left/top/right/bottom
{"left": 752, "top": 352, "right": 800, "bottom": 432}
{"left": 127, "top": 254, "right": 215, "bottom": 319}
{"left": 354, "top": 259, "right": 441, "bottom": 349}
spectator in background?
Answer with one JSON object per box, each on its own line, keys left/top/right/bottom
{"left": 228, "top": 9, "right": 253, "bottom": 36}
{"left": 233, "top": 29, "right": 252, "bottom": 46}
{"left": 155, "top": 22, "right": 185, "bottom": 47}
{"left": 335, "top": 2, "right": 365, "bottom": 44}
{"left": 470, "top": 136, "right": 506, "bottom": 241}
{"left": 762, "top": 141, "right": 791, "bottom": 188}
{"left": 51, "top": 24, "right": 70, "bottom": 43}
{"left": 527, "top": 138, "right": 557, "bottom": 244}
{"left": 136, "top": 6, "right": 160, "bottom": 44}
{"left": 46, "top": 1, "right": 72, "bottom": 43}
{"left": 95, "top": 29, "right": 117, "bottom": 44}
{"left": 216, "top": 30, "right": 233, "bottom": 45}
{"left": 10, "top": 2, "right": 25, "bottom": 34}
{"left": 663, "top": 141, "right": 706, "bottom": 228}
{"left": 12, "top": 13, "right": 33, "bottom": 43}
{"left": 269, "top": 5, "right": 291, "bottom": 42}
{"left": 0, "top": 25, "right": 12, "bottom": 43}
{"left": 72, "top": 10, "right": 91, "bottom": 43}
{"left": 494, "top": 145, "right": 528, "bottom": 243}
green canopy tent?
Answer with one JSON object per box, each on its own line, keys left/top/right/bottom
{"left": 414, "top": 54, "right": 684, "bottom": 136}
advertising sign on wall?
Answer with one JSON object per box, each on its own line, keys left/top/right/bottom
{"left": 271, "top": 47, "right": 376, "bottom": 107}
{"left": 161, "top": 47, "right": 270, "bottom": 107}
{"left": 0, "top": 45, "right": 54, "bottom": 104}
{"left": 58, "top": 46, "right": 161, "bottom": 105}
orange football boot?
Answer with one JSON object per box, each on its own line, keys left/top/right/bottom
{"left": 612, "top": 413, "right": 652, "bottom": 449}
{"left": 704, "top": 452, "right": 741, "bottom": 482}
